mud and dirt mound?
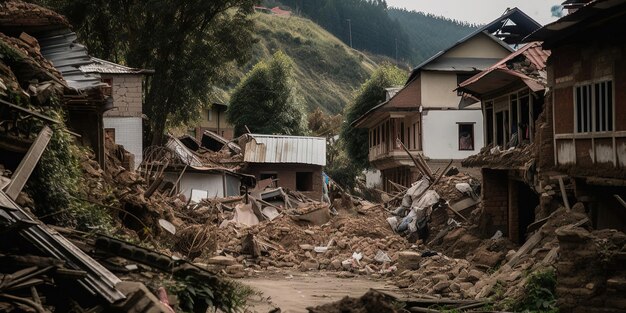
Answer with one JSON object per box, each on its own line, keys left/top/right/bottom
{"left": 307, "top": 290, "right": 401, "bottom": 313}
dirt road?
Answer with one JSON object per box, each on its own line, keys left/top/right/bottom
{"left": 239, "top": 271, "right": 397, "bottom": 313}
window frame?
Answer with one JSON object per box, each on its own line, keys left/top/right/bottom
{"left": 457, "top": 122, "right": 475, "bottom": 151}
{"left": 573, "top": 78, "right": 614, "bottom": 134}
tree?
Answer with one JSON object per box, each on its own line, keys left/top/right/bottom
{"left": 227, "top": 51, "right": 307, "bottom": 136}
{"left": 341, "top": 63, "right": 406, "bottom": 170}
{"left": 39, "top": 0, "right": 257, "bottom": 145}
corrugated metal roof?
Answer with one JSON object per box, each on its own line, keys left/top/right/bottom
{"left": 243, "top": 134, "right": 326, "bottom": 166}
{"left": 79, "top": 57, "right": 154, "bottom": 75}
{"left": 38, "top": 29, "right": 108, "bottom": 91}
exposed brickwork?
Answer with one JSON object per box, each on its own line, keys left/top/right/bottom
{"left": 534, "top": 91, "right": 554, "bottom": 170}
{"left": 103, "top": 74, "right": 144, "bottom": 118}
{"left": 480, "top": 168, "right": 508, "bottom": 236}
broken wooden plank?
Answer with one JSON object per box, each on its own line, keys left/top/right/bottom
{"left": 397, "top": 139, "right": 434, "bottom": 180}
{"left": 557, "top": 176, "right": 571, "bottom": 211}
{"left": 5, "top": 126, "right": 53, "bottom": 200}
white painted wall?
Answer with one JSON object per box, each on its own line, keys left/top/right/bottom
{"left": 164, "top": 172, "right": 241, "bottom": 201}
{"left": 364, "top": 169, "right": 382, "bottom": 188}
{"left": 103, "top": 117, "right": 142, "bottom": 168}
{"left": 421, "top": 109, "right": 484, "bottom": 160}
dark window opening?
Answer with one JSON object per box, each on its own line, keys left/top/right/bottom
{"left": 400, "top": 122, "right": 405, "bottom": 144}
{"left": 296, "top": 172, "right": 313, "bottom": 191}
{"left": 458, "top": 123, "right": 474, "bottom": 150}
{"left": 260, "top": 173, "right": 277, "bottom": 181}
{"left": 486, "top": 108, "right": 494, "bottom": 145}
{"left": 496, "top": 112, "right": 504, "bottom": 146}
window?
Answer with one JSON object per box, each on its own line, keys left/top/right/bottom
{"left": 260, "top": 173, "right": 277, "bottom": 181}
{"left": 576, "top": 80, "right": 613, "bottom": 133}
{"left": 296, "top": 172, "right": 313, "bottom": 191}
{"left": 208, "top": 109, "right": 212, "bottom": 121}
{"left": 458, "top": 123, "right": 474, "bottom": 150}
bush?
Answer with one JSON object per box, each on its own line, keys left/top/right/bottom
{"left": 511, "top": 269, "right": 559, "bottom": 313}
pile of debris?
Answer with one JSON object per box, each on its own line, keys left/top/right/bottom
{"left": 462, "top": 143, "right": 535, "bottom": 169}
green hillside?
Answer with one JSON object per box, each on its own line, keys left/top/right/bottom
{"left": 389, "top": 8, "right": 478, "bottom": 65}
{"left": 220, "top": 13, "right": 381, "bottom": 114}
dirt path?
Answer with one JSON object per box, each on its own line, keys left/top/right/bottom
{"left": 239, "top": 271, "right": 397, "bottom": 313}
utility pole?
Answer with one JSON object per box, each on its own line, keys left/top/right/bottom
{"left": 346, "top": 19, "right": 353, "bottom": 48}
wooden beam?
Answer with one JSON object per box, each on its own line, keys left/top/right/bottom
{"left": 5, "top": 126, "right": 53, "bottom": 200}
{"left": 558, "top": 176, "right": 571, "bottom": 211}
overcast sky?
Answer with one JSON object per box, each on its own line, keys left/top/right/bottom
{"left": 385, "top": 0, "right": 560, "bottom": 26}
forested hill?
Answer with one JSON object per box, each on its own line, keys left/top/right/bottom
{"left": 267, "top": 0, "right": 478, "bottom": 66}
{"left": 388, "top": 8, "right": 478, "bottom": 65}
{"left": 218, "top": 12, "right": 380, "bottom": 114}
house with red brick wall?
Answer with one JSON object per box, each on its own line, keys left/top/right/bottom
{"left": 526, "top": 0, "right": 626, "bottom": 233}
{"left": 240, "top": 134, "right": 326, "bottom": 200}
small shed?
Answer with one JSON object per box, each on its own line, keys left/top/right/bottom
{"left": 240, "top": 134, "right": 327, "bottom": 200}
{"left": 162, "top": 136, "right": 254, "bottom": 202}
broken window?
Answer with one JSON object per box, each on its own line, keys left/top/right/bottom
{"left": 296, "top": 172, "right": 313, "bottom": 191}
{"left": 576, "top": 80, "right": 613, "bottom": 133}
{"left": 458, "top": 123, "right": 474, "bottom": 150}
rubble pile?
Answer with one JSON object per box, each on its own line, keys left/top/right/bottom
{"left": 80, "top": 138, "right": 178, "bottom": 237}
{"left": 556, "top": 225, "right": 626, "bottom": 312}
{"left": 462, "top": 143, "right": 535, "bottom": 169}
{"left": 179, "top": 196, "right": 412, "bottom": 277}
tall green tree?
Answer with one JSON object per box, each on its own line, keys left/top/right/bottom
{"left": 39, "top": 0, "right": 257, "bottom": 145}
{"left": 341, "top": 63, "right": 406, "bottom": 170}
{"left": 227, "top": 51, "right": 307, "bottom": 136}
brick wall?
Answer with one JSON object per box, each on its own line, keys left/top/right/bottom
{"left": 244, "top": 163, "right": 324, "bottom": 200}
{"left": 103, "top": 117, "right": 142, "bottom": 169}
{"left": 481, "top": 168, "right": 508, "bottom": 236}
{"left": 103, "top": 74, "right": 143, "bottom": 118}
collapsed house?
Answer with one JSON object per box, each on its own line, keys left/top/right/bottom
{"left": 0, "top": 1, "right": 116, "bottom": 167}
{"left": 525, "top": 0, "right": 626, "bottom": 234}
{"left": 80, "top": 58, "right": 153, "bottom": 169}
{"left": 160, "top": 135, "right": 254, "bottom": 201}
{"left": 352, "top": 8, "right": 541, "bottom": 191}
{"left": 457, "top": 42, "right": 551, "bottom": 243}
